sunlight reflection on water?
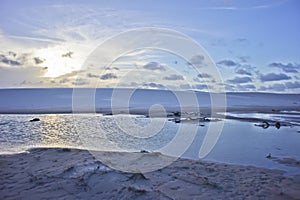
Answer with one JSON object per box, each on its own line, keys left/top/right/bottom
{"left": 0, "top": 113, "right": 300, "bottom": 174}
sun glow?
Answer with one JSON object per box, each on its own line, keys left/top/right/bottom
{"left": 35, "top": 45, "right": 84, "bottom": 78}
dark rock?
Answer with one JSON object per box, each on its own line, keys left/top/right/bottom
{"left": 173, "top": 111, "right": 181, "bottom": 117}
{"left": 30, "top": 118, "right": 40, "bottom": 122}
{"left": 275, "top": 122, "right": 281, "bottom": 129}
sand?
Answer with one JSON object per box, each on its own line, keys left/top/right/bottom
{"left": 1, "top": 148, "right": 300, "bottom": 200}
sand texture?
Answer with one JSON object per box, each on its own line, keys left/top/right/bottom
{"left": 1, "top": 148, "right": 300, "bottom": 200}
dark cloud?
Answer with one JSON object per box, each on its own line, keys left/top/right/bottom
{"left": 260, "top": 73, "right": 291, "bottom": 82}
{"left": 285, "top": 81, "right": 300, "bottom": 89}
{"left": 217, "top": 59, "right": 238, "bottom": 67}
{"left": 8, "top": 51, "right": 17, "bottom": 57}
{"left": 238, "top": 56, "right": 250, "bottom": 63}
{"left": 163, "top": 74, "right": 184, "bottom": 81}
{"left": 195, "top": 84, "right": 209, "bottom": 90}
{"left": 59, "top": 78, "right": 69, "bottom": 84}
{"left": 62, "top": 51, "right": 74, "bottom": 58}
{"left": 142, "top": 82, "right": 166, "bottom": 89}
{"left": 33, "top": 57, "right": 44, "bottom": 65}
{"left": 227, "top": 76, "right": 252, "bottom": 84}
{"left": 180, "top": 84, "right": 191, "bottom": 89}
{"left": 259, "top": 81, "right": 300, "bottom": 92}
{"left": 235, "top": 68, "right": 252, "bottom": 76}
{"left": 268, "top": 62, "right": 299, "bottom": 73}
{"left": 143, "top": 62, "right": 165, "bottom": 71}
{"left": 224, "top": 84, "right": 235, "bottom": 91}
{"left": 119, "top": 82, "right": 139, "bottom": 88}
{"left": 72, "top": 78, "right": 89, "bottom": 86}
{"left": 87, "top": 73, "right": 99, "bottom": 78}
{"left": 100, "top": 73, "right": 117, "bottom": 80}
{"left": 193, "top": 78, "right": 200, "bottom": 82}
{"left": 0, "top": 55, "right": 21, "bottom": 66}
{"left": 259, "top": 83, "right": 286, "bottom": 92}
{"left": 105, "top": 67, "right": 119, "bottom": 70}
{"left": 20, "top": 80, "right": 32, "bottom": 85}
{"left": 234, "top": 38, "right": 249, "bottom": 45}
{"left": 197, "top": 73, "right": 212, "bottom": 79}
{"left": 187, "top": 55, "right": 205, "bottom": 66}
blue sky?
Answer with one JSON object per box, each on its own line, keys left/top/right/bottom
{"left": 0, "top": 0, "right": 299, "bottom": 92}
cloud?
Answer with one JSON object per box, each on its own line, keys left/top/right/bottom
{"left": 142, "top": 82, "right": 166, "bottom": 89}
{"left": 224, "top": 84, "right": 235, "bottom": 91}
{"left": 234, "top": 38, "right": 249, "bottom": 45}
{"left": 0, "top": 54, "right": 21, "bottom": 66}
{"left": 104, "top": 67, "right": 119, "bottom": 70}
{"left": 197, "top": 73, "right": 212, "bottom": 79}
{"left": 227, "top": 76, "right": 252, "bottom": 84}
{"left": 259, "top": 81, "right": 300, "bottom": 92}
{"left": 268, "top": 62, "right": 299, "bottom": 73}
{"left": 143, "top": 62, "right": 165, "bottom": 71}
{"left": 33, "top": 57, "right": 44, "bottom": 65}
{"left": 238, "top": 56, "right": 250, "bottom": 63}
{"left": 61, "top": 51, "right": 74, "bottom": 58}
{"left": 285, "top": 81, "right": 300, "bottom": 89}
{"left": 179, "top": 84, "right": 191, "bottom": 90}
{"left": 87, "top": 73, "right": 99, "bottom": 78}
{"left": 100, "top": 73, "right": 117, "bottom": 80}
{"left": 217, "top": 59, "right": 238, "bottom": 67}
{"left": 163, "top": 74, "right": 184, "bottom": 81}
{"left": 59, "top": 78, "right": 69, "bottom": 84}
{"left": 0, "top": 65, "right": 47, "bottom": 87}
{"left": 260, "top": 73, "right": 291, "bottom": 82}
{"left": 8, "top": 51, "right": 17, "bottom": 57}
{"left": 72, "top": 78, "right": 89, "bottom": 86}
{"left": 235, "top": 68, "right": 252, "bottom": 76}
{"left": 187, "top": 55, "right": 205, "bottom": 66}
{"left": 259, "top": 83, "right": 286, "bottom": 92}
{"left": 195, "top": 84, "right": 209, "bottom": 90}
{"left": 236, "top": 84, "right": 256, "bottom": 91}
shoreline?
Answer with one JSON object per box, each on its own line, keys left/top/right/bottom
{"left": 1, "top": 147, "right": 300, "bottom": 199}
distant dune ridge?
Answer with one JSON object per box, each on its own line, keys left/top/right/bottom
{"left": 0, "top": 88, "right": 299, "bottom": 114}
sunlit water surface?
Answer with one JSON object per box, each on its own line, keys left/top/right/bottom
{"left": 0, "top": 113, "right": 300, "bottom": 175}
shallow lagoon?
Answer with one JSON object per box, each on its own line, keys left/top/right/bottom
{"left": 1, "top": 113, "right": 299, "bottom": 175}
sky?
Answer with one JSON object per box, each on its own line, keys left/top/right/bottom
{"left": 0, "top": 0, "right": 299, "bottom": 93}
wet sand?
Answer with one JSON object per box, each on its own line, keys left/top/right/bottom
{"left": 1, "top": 148, "right": 300, "bottom": 199}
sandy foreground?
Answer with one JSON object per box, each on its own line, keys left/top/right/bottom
{"left": 1, "top": 148, "right": 300, "bottom": 200}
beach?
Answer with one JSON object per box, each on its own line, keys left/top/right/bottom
{"left": 1, "top": 89, "right": 300, "bottom": 199}
{"left": 1, "top": 0, "right": 300, "bottom": 198}
{"left": 1, "top": 148, "right": 300, "bottom": 199}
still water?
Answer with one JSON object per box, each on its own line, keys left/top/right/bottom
{"left": 0, "top": 113, "right": 300, "bottom": 174}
